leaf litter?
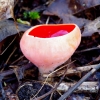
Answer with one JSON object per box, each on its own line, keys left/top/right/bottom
{"left": 0, "top": 0, "right": 100, "bottom": 100}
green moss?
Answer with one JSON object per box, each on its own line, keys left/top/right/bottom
{"left": 29, "top": 11, "right": 40, "bottom": 20}
{"left": 23, "top": 11, "right": 40, "bottom": 20}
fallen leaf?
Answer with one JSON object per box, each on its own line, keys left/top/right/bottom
{"left": 59, "top": 14, "right": 90, "bottom": 28}
{"left": 82, "top": 17, "right": 100, "bottom": 36}
{"left": 43, "top": 0, "right": 92, "bottom": 27}
{"left": 0, "top": 20, "right": 30, "bottom": 42}
{"left": 43, "top": 0, "right": 100, "bottom": 16}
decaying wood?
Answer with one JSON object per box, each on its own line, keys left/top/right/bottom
{"left": 57, "top": 82, "right": 99, "bottom": 93}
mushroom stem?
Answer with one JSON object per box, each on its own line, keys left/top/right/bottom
{"left": 39, "top": 73, "right": 54, "bottom": 82}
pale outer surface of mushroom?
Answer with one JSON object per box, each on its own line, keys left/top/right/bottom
{"left": 0, "top": 0, "right": 14, "bottom": 20}
{"left": 20, "top": 24, "right": 81, "bottom": 74}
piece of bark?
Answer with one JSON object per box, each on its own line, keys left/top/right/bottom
{"left": 57, "top": 82, "right": 99, "bottom": 93}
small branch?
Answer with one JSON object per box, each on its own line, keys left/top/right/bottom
{"left": 5, "top": 47, "right": 17, "bottom": 64}
{"left": 57, "top": 82, "right": 99, "bottom": 93}
{"left": 11, "top": 55, "right": 24, "bottom": 64}
{"left": 75, "top": 46, "right": 100, "bottom": 53}
{"left": 58, "top": 63, "right": 100, "bottom": 100}
{"left": 86, "top": 55, "right": 100, "bottom": 65}
{"left": 0, "top": 36, "right": 16, "bottom": 55}
{"left": 46, "top": 16, "right": 50, "bottom": 24}
{"left": 75, "top": 64, "right": 99, "bottom": 72}
{"left": 0, "top": 62, "right": 33, "bottom": 79}
{"left": 56, "top": 64, "right": 99, "bottom": 77}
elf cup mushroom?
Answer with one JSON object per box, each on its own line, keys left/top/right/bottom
{"left": 20, "top": 24, "right": 81, "bottom": 75}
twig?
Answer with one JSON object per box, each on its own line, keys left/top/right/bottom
{"left": 58, "top": 63, "right": 100, "bottom": 100}
{"left": 37, "top": 19, "right": 43, "bottom": 24}
{"left": 49, "top": 92, "right": 54, "bottom": 100}
{"left": 46, "top": 16, "right": 50, "bottom": 24}
{"left": 0, "top": 63, "right": 33, "bottom": 79}
{"left": 0, "top": 36, "right": 16, "bottom": 55}
{"left": 75, "top": 64, "right": 99, "bottom": 71}
{"left": 75, "top": 46, "right": 100, "bottom": 53}
{"left": 10, "top": 5, "right": 20, "bottom": 33}
{"left": 86, "top": 55, "right": 100, "bottom": 65}
{"left": 56, "top": 64, "right": 99, "bottom": 77}
{"left": 11, "top": 55, "right": 24, "bottom": 64}
{"left": 11, "top": 65, "right": 24, "bottom": 84}
{"left": 1, "top": 47, "right": 17, "bottom": 72}
{"left": 57, "top": 82, "right": 99, "bottom": 93}
{"left": 5, "top": 47, "right": 17, "bottom": 64}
